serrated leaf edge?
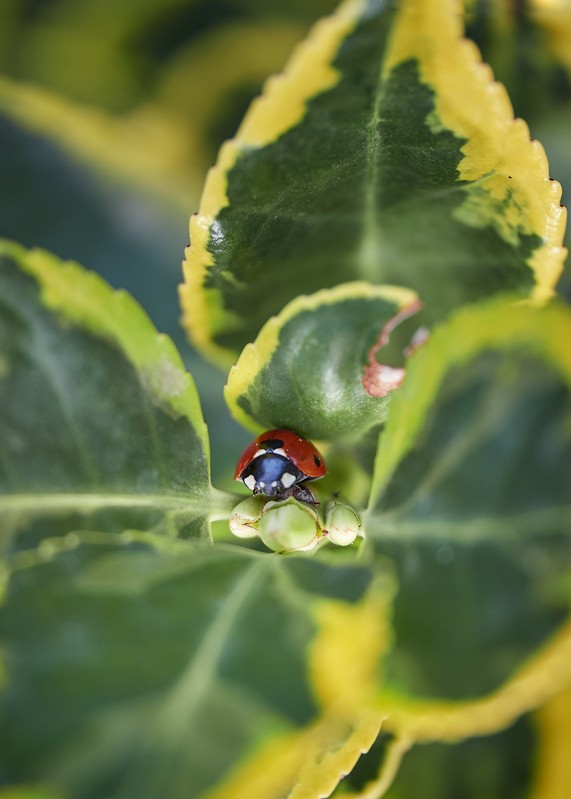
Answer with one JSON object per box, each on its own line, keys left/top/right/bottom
{"left": 384, "top": 0, "right": 567, "bottom": 298}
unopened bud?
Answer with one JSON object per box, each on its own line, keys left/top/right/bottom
{"left": 325, "top": 502, "right": 361, "bottom": 546}
{"left": 229, "top": 496, "right": 266, "bottom": 538}
{"left": 257, "top": 498, "right": 321, "bottom": 553}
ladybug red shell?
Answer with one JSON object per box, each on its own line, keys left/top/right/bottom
{"left": 235, "top": 429, "right": 326, "bottom": 504}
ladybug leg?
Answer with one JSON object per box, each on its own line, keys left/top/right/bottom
{"left": 291, "top": 483, "right": 319, "bottom": 506}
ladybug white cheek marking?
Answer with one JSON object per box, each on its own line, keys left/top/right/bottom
{"left": 273, "top": 448, "right": 287, "bottom": 458}
{"left": 244, "top": 475, "right": 256, "bottom": 490}
{"left": 281, "top": 472, "right": 297, "bottom": 489}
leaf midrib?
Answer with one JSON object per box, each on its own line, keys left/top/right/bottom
{"left": 367, "top": 505, "right": 571, "bottom": 543}
{"left": 357, "top": 48, "right": 386, "bottom": 282}
{"left": 0, "top": 492, "right": 217, "bottom": 513}
{"left": 118, "top": 557, "right": 268, "bottom": 796}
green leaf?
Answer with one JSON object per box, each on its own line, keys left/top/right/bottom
{"left": 181, "top": 0, "right": 566, "bottom": 366}
{"left": 0, "top": 532, "right": 391, "bottom": 799}
{"left": 225, "top": 282, "right": 418, "bottom": 439}
{"left": 365, "top": 298, "right": 571, "bottom": 742}
{"left": 0, "top": 241, "right": 226, "bottom": 552}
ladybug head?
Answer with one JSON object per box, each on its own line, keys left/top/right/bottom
{"left": 240, "top": 452, "right": 304, "bottom": 499}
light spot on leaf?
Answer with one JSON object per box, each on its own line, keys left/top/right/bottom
{"left": 142, "top": 355, "right": 187, "bottom": 402}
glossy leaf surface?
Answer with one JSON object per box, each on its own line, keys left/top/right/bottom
{"left": 0, "top": 242, "right": 223, "bottom": 552}
{"left": 225, "top": 282, "right": 418, "bottom": 439}
{"left": 181, "top": 0, "right": 566, "bottom": 364}
{"left": 365, "top": 299, "right": 571, "bottom": 740}
{"left": 0, "top": 533, "right": 390, "bottom": 799}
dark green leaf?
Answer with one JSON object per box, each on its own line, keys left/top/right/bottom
{"left": 0, "top": 533, "right": 389, "bottom": 799}
{"left": 365, "top": 298, "right": 571, "bottom": 739}
{"left": 182, "top": 0, "right": 566, "bottom": 364}
{"left": 0, "top": 241, "right": 227, "bottom": 552}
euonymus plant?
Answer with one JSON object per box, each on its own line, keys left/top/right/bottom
{"left": 1, "top": 0, "right": 570, "bottom": 797}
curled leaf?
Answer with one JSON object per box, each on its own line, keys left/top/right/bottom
{"left": 225, "top": 282, "right": 418, "bottom": 440}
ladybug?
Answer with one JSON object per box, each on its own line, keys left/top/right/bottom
{"left": 235, "top": 429, "right": 326, "bottom": 505}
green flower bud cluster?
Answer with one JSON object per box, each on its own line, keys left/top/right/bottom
{"left": 229, "top": 495, "right": 362, "bottom": 553}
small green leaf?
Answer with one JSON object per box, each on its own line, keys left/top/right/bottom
{"left": 0, "top": 532, "right": 391, "bottom": 799}
{"left": 181, "top": 0, "right": 566, "bottom": 365}
{"left": 225, "top": 282, "right": 418, "bottom": 439}
{"left": 0, "top": 241, "right": 226, "bottom": 552}
{"left": 365, "top": 298, "right": 571, "bottom": 741}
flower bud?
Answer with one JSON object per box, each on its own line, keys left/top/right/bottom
{"left": 257, "top": 498, "right": 321, "bottom": 553}
{"left": 229, "top": 496, "right": 266, "bottom": 538}
{"left": 325, "top": 502, "right": 361, "bottom": 546}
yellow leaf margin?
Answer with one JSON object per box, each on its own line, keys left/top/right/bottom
{"left": 530, "top": 680, "right": 571, "bottom": 799}
{"left": 384, "top": 0, "right": 567, "bottom": 298}
{"left": 0, "top": 240, "right": 210, "bottom": 462}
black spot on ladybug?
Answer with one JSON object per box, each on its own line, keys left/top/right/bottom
{"left": 259, "top": 439, "right": 284, "bottom": 451}
{"left": 314, "top": 456, "right": 321, "bottom": 467}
